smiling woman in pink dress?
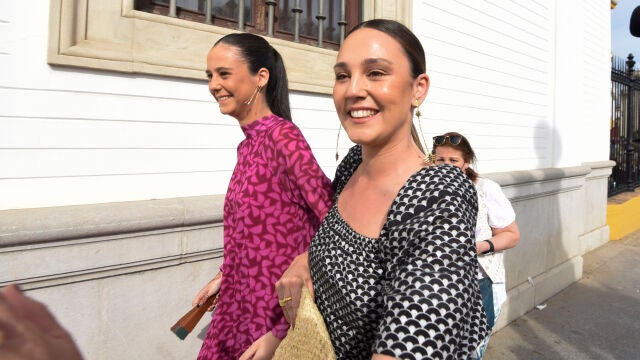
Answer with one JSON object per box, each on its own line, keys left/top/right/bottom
{"left": 191, "top": 32, "right": 334, "bottom": 360}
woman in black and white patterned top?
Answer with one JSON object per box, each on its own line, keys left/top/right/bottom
{"left": 276, "top": 19, "right": 489, "bottom": 359}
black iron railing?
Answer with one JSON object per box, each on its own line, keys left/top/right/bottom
{"left": 135, "top": 0, "right": 356, "bottom": 50}
{"left": 610, "top": 54, "right": 640, "bottom": 196}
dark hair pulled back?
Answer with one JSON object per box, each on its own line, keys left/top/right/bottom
{"left": 215, "top": 33, "right": 292, "bottom": 121}
{"left": 347, "top": 19, "right": 426, "bottom": 79}
{"left": 432, "top": 131, "right": 479, "bottom": 181}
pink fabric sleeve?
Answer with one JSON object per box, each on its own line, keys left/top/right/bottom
{"left": 272, "top": 121, "right": 334, "bottom": 223}
{"left": 266, "top": 121, "right": 334, "bottom": 339}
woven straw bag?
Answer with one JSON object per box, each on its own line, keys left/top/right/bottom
{"left": 273, "top": 287, "right": 336, "bottom": 360}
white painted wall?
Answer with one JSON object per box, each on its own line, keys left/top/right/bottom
{"left": 0, "top": 1, "right": 612, "bottom": 210}
{"left": 553, "top": 0, "right": 612, "bottom": 168}
{"left": 414, "top": 1, "right": 555, "bottom": 172}
{"left": 414, "top": 0, "right": 610, "bottom": 172}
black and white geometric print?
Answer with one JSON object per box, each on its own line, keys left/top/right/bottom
{"left": 330, "top": 145, "right": 361, "bottom": 201}
{"left": 310, "top": 204, "right": 384, "bottom": 359}
{"left": 310, "top": 145, "right": 489, "bottom": 360}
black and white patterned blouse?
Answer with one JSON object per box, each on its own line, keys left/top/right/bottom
{"left": 309, "top": 145, "right": 489, "bottom": 360}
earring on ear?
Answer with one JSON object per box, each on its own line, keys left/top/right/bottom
{"left": 414, "top": 99, "right": 435, "bottom": 164}
{"left": 245, "top": 83, "right": 263, "bottom": 105}
{"left": 414, "top": 99, "right": 422, "bottom": 118}
{"left": 335, "top": 124, "right": 342, "bottom": 162}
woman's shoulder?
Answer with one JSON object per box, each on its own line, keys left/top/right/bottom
{"left": 476, "top": 176, "right": 503, "bottom": 195}
{"left": 265, "top": 115, "right": 301, "bottom": 137}
{"left": 337, "top": 145, "right": 362, "bottom": 170}
{"left": 410, "top": 164, "right": 476, "bottom": 212}
{"left": 416, "top": 164, "right": 475, "bottom": 190}
{"left": 333, "top": 145, "right": 362, "bottom": 190}
{"left": 394, "top": 164, "right": 476, "bottom": 212}
{"left": 263, "top": 116, "right": 311, "bottom": 152}
{"left": 383, "top": 164, "right": 478, "bottom": 240}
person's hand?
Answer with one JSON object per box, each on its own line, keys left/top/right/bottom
{"left": 238, "top": 331, "right": 281, "bottom": 360}
{"left": 476, "top": 240, "right": 490, "bottom": 254}
{"left": 0, "top": 284, "right": 83, "bottom": 360}
{"left": 192, "top": 272, "right": 222, "bottom": 311}
{"left": 275, "top": 251, "right": 313, "bottom": 327}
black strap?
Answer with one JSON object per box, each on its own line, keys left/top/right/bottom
{"left": 482, "top": 239, "right": 494, "bottom": 254}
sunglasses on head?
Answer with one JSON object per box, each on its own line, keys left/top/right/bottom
{"left": 433, "top": 135, "right": 462, "bottom": 146}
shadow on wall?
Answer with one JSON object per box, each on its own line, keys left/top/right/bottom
{"left": 535, "top": 119, "right": 560, "bottom": 169}
{"left": 497, "top": 120, "right": 572, "bottom": 333}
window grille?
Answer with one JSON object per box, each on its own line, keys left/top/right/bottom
{"left": 135, "top": 0, "right": 360, "bottom": 50}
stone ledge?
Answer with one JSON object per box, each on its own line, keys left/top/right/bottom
{"left": 485, "top": 166, "right": 592, "bottom": 187}
{"left": 0, "top": 220, "right": 223, "bottom": 289}
{"left": 583, "top": 160, "right": 616, "bottom": 180}
{"left": 486, "top": 167, "right": 590, "bottom": 203}
{"left": 0, "top": 195, "right": 223, "bottom": 247}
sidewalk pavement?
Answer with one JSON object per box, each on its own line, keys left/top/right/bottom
{"left": 484, "top": 228, "right": 640, "bottom": 360}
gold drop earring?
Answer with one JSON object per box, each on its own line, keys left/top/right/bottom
{"left": 414, "top": 99, "right": 436, "bottom": 164}
{"left": 245, "top": 83, "right": 263, "bottom": 105}
{"left": 335, "top": 123, "right": 342, "bottom": 162}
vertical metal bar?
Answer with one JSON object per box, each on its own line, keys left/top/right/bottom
{"left": 610, "top": 80, "right": 616, "bottom": 194}
{"left": 293, "top": 0, "right": 302, "bottom": 42}
{"left": 238, "top": 0, "right": 245, "bottom": 31}
{"left": 169, "top": 0, "right": 177, "bottom": 17}
{"left": 205, "top": 0, "right": 212, "bottom": 24}
{"left": 635, "top": 87, "right": 640, "bottom": 186}
{"left": 338, "top": 0, "right": 346, "bottom": 45}
{"left": 316, "top": 0, "right": 326, "bottom": 47}
{"left": 328, "top": 0, "right": 335, "bottom": 42}
{"left": 626, "top": 54, "right": 636, "bottom": 191}
{"left": 266, "top": 1, "right": 277, "bottom": 36}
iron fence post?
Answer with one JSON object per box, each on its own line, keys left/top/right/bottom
{"left": 626, "top": 54, "right": 636, "bottom": 191}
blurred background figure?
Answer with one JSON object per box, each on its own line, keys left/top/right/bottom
{"left": 433, "top": 131, "right": 520, "bottom": 359}
{"left": 0, "top": 284, "right": 84, "bottom": 360}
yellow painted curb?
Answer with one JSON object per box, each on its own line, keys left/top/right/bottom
{"left": 607, "top": 196, "right": 640, "bottom": 240}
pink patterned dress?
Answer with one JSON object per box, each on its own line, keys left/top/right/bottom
{"left": 197, "top": 114, "right": 334, "bottom": 360}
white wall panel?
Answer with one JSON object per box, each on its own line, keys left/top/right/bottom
{"left": 2, "top": 148, "right": 238, "bottom": 177}
{"left": 0, "top": 117, "right": 237, "bottom": 149}
{"left": 0, "top": 173, "right": 232, "bottom": 210}
{"left": 415, "top": 0, "right": 554, "bottom": 174}
{"left": 552, "top": 0, "right": 611, "bottom": 168}
{"left": 290, "top": 93, "right": 344, "bottom": 178}
{"left": 581, "top": 0, "right": 612, "bottom": 163}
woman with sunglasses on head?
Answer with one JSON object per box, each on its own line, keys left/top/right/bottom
{"left": 192, "top": 32, "right": 334, "bottom": 360}
{"left": 433, "top": 131, "right": 521, "bottom": 359}
{"left": 276, "top": 19, "right": 489, "bottom": 359}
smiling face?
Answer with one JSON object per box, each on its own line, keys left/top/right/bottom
{"left": 434, "top": 145, "right": 469, "bottom": 171}
{"left": 206, "top": 43, "right": 264, "bottom": 124}
{"left": 332, "top": 27, "right": 429, "bottom": 149}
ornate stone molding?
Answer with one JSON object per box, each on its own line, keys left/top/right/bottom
{"left": 47, "top": 0, "right": 413, "bottom": 95}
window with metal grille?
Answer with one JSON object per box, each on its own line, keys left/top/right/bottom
{"left": 135, "top": 0, "right": 361, "bottom": 50}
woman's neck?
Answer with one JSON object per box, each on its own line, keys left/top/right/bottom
{"left": 359, "top": 139, "right": 425, "bottom": 179}
{"left": 238, "top": 101, "right": 273, "bottom": 127}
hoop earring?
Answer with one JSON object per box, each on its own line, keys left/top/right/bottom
{"left": 245, "top": 84, "right": 262, "bottom": 105}
{"left": 335, "top": 124, "right": 342, "bottom": 162}
{"left": 414, "top": 99, "right": 435, "bottom": 164}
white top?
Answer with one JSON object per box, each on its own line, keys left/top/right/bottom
{"left": 477, "top": 177, "right": 515, "bottom": 231}
{"left": 475, "top": 177, "right": 516, "bottom": 284}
